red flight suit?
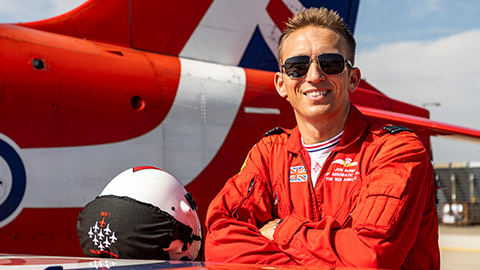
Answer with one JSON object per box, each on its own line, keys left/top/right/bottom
{"left": 205, "top": 105, "right": 440, "bottom": 269}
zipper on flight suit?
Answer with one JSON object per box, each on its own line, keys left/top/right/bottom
{"left": 299, "top": 154, "right": 314, "bottom": 190}
{"left": 301, "top": 148, "right": 355, "bottom": 224}
{"left": 299, "top": 154, "right": 321, "bottom": 220}
{"left": 341, "top": 210, "right": 355, "bottom": 228}
{"left": 232, "top": 177, "right": 255, "bottom": 220}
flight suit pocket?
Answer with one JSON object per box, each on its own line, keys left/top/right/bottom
{"left": 232, "top": 176, "right": 272, "bottom": 226}
{"left": 355, "top": 180, "right": 407, "bottom": 230}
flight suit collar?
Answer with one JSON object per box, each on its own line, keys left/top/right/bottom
{"left": 286, "top": 104, "right": 368, "bottom": 154}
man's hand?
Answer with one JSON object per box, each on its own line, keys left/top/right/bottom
{"left": 259, "top": 219, "right": 282, "bottom": 241}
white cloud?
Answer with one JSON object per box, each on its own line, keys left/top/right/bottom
{"left": 412, "top": 0, "right": 443, "bottom": 15}
{"left": 51, "top": 0, "right": 86, "bottom": 14}
{"left": 357, "top": 29, "right": 480, "bottom": 162}
{"left": 0, "top": 0, "right": 85, "bottom": 23}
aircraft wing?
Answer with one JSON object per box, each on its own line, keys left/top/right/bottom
{"left": 357, "top": 105, "right": 480, "bottom": 144}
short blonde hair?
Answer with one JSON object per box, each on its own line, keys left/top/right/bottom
{"left": 277, "top": 8, "right": 356, "bottom": 68}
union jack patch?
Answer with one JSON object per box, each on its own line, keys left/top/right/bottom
{"left": 289, "top": 166, "right": 308, "bottom": 182}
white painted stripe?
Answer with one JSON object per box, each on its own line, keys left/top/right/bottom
{"left": 283, "top": 0, "right": 305, "bottom": 14}
{"left": 162, "top": 58, "right": 246, "bottom": 183}
{"left": 244, "top": 107, "right": 280, "bottom": 115}
{"left": 180, "top": 0, "right": 272, "bottom": 66}
{"left": 8, "top": 58, "right": 246, "bottom": 209}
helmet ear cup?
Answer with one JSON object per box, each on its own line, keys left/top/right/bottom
{"left": 77, "top": 167, "right": 202, "bottom": 260}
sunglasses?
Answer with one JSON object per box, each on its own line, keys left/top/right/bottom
{"left": 281, "top": 53, "right": 352, "bottom": 78}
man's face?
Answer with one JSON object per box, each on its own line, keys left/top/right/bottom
{"left": 274, "top": 26, "right": 360, "bottom": 127}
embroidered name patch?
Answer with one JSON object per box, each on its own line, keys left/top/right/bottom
{"left": 325, "top": 158, "right": 360, "bottom": 182}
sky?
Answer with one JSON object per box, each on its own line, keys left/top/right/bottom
{"left": 353, "top": 0, "right": 480, "bottom": 164}
{"left": 1, "top": 0, "right": 480, "bottom": 164}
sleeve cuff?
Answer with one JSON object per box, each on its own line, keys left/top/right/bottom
{"left": 273, "top": 215, "right": 308, "bottom": 246}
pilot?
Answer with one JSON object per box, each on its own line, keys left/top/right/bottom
{"left": 204, "top": 7, "right": 440, "bottom": 269}
{"left": 77, "top": 166, "right": 202, "bottom": 260}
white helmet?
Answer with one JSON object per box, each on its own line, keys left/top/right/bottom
{"left": 77, "top": 166, "right": 202, "bottom": 260}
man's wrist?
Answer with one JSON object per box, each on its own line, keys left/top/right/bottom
{"left": 273, "top": 219, "right": 283, "bottom": 232}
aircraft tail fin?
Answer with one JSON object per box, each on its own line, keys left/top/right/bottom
{"left": 20, "top": 0, "right": 360, "bottom": 72}
{"left": 20, "top": 0, "right": 133, "bottom": 49}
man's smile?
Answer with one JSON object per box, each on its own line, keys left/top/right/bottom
{"left": 303, "top": 89, "right": 330, "bottom": 98}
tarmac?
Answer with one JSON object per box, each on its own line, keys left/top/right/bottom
{"left": 439, "top": 224, "right": 480, "bottom": 270}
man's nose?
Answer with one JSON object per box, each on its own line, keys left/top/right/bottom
{"left": 305, "top": 59, "right": 325, "bottom": 82}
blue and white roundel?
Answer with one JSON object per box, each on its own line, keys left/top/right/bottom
{"left": 0, "top": 139, "right": 26, "bottom": 225}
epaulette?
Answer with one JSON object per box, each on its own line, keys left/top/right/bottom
{"left": 263, "top": 126, "right": 285, "bottom": 137}
{"left": 382, "top": 125, "right": 413, "bottom": 135}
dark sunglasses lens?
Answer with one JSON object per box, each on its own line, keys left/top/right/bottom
{"left": 283, "top": 56, "right": 310, "bottom": 78}
{"left": 318, "top": 54, "right": 345, "bottom": 75}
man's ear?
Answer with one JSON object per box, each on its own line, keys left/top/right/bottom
{"left": 274, "top": 72, "right": 288, "bottom": 99}
{"left": 348, "top": 67, "right": 361, "bottom": 93}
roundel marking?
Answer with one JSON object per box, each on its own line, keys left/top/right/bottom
{"left": 0, "top": 139, "right": 26, "bottom": 222}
